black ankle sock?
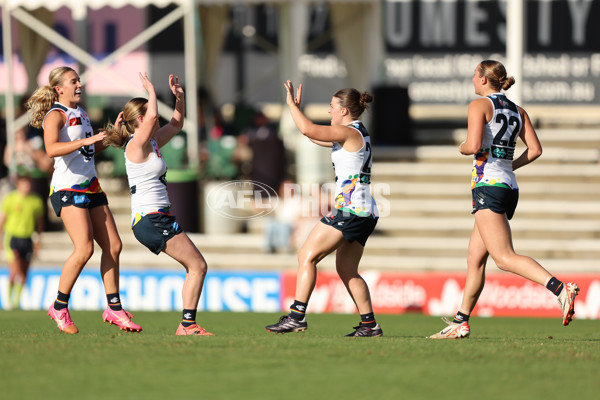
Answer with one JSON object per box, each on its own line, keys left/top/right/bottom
{"left": 360, "top": 312, "right": 377, "bottom": 328}
{"left": 54, "top": 291, "right": 70, "bottom": 310}
{"left": 453, "top": 311, "right": 470, "bottom": 324}
{"left": 182, "top": 309, "right": 197, "bottom": 327}
{"left": 288, "top": 300, "right": 308, "bottom": 321}
{"left": 546, "top": 277, "right": 564, "bottom": 296}
{"left": 106, "top": 293, "right": 123, "bottom": 311}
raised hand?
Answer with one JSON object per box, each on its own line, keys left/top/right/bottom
{"left": 114, "top": 111, "right": 124, "bottom": 130}
{"left": 169, "top": 74, "right": 184, "bottom": 101}
{"left": 139, "top": 72, "right": 155, "bottom": 94}
{"left": 284, "top": 80, "right": 302, "bottom": 108}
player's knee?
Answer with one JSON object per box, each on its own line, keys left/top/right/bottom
{"left": 96, "top": 236, "right": 122, "bottom": 260}
{"left": 335, "top": 264, "right": 351, "bottom": 280}
{"left": 297, "top": 247, "right": 321, "bottom": 266}
{"left": 198, "top": 259, "right": 208, "bottom": 276}
{"left": 189, "top": 257, "right": 208, "bottom": 276}
{"left": 74, "top": 243, "right": 94, "bottom": 263}
{"left": 297, "top": 249, "right": 308, "bottom": 265}
{"left": 338, "top": 269, "right": 360, "bottom": 285}
{"left": 111, "top": 238, "right": 123, "bottom": 258}
{"left": 492, "top": 255, "right": 513, "bottom": 272}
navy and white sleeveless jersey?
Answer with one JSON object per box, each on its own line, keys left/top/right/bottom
{"left": 124, "top": 138, "right": 171, "bottom": 226}
{"left": 43, "top": 102, "right": 102, "bottom": 194}
{"left": 471, "top": 93, "right": 522, "bottom": 190}
{"left": 331, "top": 120, "right": 378, "bottom": 218}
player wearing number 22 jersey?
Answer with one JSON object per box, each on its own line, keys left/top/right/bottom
{"left": 429, "top": 60, "right": 579, "bottom": 340}
{"left": 471, "top": 93, "right": 521, "bottom": 191}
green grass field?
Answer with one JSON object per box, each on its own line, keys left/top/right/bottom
{"left": 1, "top": 311, "right": 598, "bottom": 400}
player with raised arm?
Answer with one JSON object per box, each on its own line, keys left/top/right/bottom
{"left": 265, "top": 81, "right": 381, "bottom": 337}
{"left": 103, "top": 73, "right": 212, "bottom": 336}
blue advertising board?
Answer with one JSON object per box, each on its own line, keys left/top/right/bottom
{"left": 0, "top": 269, "right": 281, "bottom": 312}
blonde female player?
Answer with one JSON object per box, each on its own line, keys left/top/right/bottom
{"left": 102, "top": 72, "right": 212, "bottom": 336}
{"left": 27, "top": 66, "right": 140, "bottom": 334}
{"left": 429, "top": 60, "right": 579, "bottom": 339}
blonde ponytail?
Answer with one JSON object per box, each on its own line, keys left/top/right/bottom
{"left": 102, "top": 97, "right": 148, "bottom": 149}
{"left": 102, "top": 122, "right": 133, "bottom": 149}
{"left": 26, "top": 85, "right": 57, "bottom": 128}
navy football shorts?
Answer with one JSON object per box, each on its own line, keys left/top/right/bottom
{"left": 50, "top": 190, "right": 108, "bottom": 217}
{"left": 472, "top": 185, "right": 519, "bottom": 220}
{"left": 132, "top": 213, "right": 183, "bottom": 254}
{"left": 320, "top": 210, "right": 378, "bottom": 246}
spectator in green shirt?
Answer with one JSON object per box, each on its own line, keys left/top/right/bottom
{"left": 0, "top": 171, "right": 44, "bottom": 309}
